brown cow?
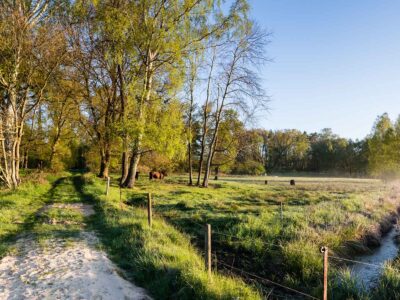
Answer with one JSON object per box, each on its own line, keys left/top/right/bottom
{"left": 149, "top": 171, "right": 163, "bottom": 180}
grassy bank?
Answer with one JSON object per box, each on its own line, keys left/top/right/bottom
{"left": 79, "top": 173, "right": 261, "bottom": 300}
{"left": 0, "top": 172, "right": 54, "bottom": 257}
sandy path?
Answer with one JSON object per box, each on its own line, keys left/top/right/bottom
{"left": 0, "top": 204, "right": 150, "bottom": 300}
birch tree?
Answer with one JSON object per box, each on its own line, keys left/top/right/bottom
{"left": 202, "top": 23, "right": 269, "bottom": 187}
{"left": 0, "top": 0, "right": 67, "bottom": 188}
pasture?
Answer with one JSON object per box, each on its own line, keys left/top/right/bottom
{"left": 121, "top": 174, "right": 400, "bottom": 298}
{"left": 1, "top": 172, "right": 400, "bottom": 299}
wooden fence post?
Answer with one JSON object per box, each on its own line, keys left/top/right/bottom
{"left": 147, "top": 193, "right": 152, "bottom": 227}
{"left": 106, "top": 177, "right": 110, "bottom": 196}
{"left": 205, "top": 224, "right": 211, "bottom": 277}
{"left": 321, "top": 246, "right": 329, "bottom": 300}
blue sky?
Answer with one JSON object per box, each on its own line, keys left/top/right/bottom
{"left": 250, "top": 0, "right": 400, "bottom": 140}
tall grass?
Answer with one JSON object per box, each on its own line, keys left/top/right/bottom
{"left": 0, "top": 172, "right": 55, "bottom": 257}
{"left": 373, "top": 262, "right": 400, "bottom": 299}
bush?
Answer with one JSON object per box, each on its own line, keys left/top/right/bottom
{"left": 232, "top": 161, "right": 265, "bottom": 175}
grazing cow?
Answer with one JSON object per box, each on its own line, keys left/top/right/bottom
{"left": 135, "top": 172, "right": 140, "bottom": 180}
{"left": 149, "top": 171, "right": 163, "bottom": 180}
{"left": 290, "top": 179, "right": 295, "bottom": 186}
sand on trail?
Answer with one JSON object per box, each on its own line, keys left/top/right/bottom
{"left": 37, "top": 203, "right": 96, "bottom": 218}
{"left": 0, "top": 204, "right": 150, "bottom": 300}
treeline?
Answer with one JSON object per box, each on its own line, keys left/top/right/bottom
{"left": 0, "top": 1, "right": 396, "bottom": 190}
{"left": 0, "top": 0, "right": 269, "bottom": 189}
{"left": 222, "top": 114, "right": 398, "bottom": 178}
{"left": 210, "top": 127, "right": 368, "bottom": 176}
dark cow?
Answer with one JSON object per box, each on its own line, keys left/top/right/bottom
{"left": 149, "top": 170, "right": 167, "bottom": 180}
{"left": 149, "top": 171, "right": 163, "bottom": 180}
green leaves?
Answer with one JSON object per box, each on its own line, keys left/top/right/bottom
{"left": 368, "top": 113, "right": 400, "bottom": 178}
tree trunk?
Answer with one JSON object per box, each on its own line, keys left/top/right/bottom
{"left": 22, "top": 149, "right": 28, "bottom": 169}
{"left": 203, "top": 139, "right": 216, "bottom": 187}
{"left": 203, "top": 107, "right": 223, "bottom": 187}
{"left": 123, "top": 151, "right": 141, "bottom": 188}
{"left": 214, "top": 166, "right": 219, "bottom": 180}
{"left": 98, "top": 147, "right": 110, "bottom": 178}
{"left": 49, "top": 130, "right": 60, "bottom": 170}
{"left": 120, "top": 148, "right": 129, "bottom": 184}
{"left": 197, "top": 140, "right": 205, "bottom": 185}
{"left": 196, "top": 50, "right": 215, "bottom": 186}
{"left": 187, "top": 101, "right": 194, "bottom": 185}
{"left": 188, "top": 141, "right": 193, "bottom": 185}
{"left": 0, "top": 89, "right": 21, "bottom": 189}
{"left": 118, "top": 64, "right": 129, "bottom": 184}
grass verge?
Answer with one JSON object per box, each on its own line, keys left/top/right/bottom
{"left": 79, "top": 173, "right": 261, "bottom": 300}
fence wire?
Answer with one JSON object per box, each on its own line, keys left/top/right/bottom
{"left": 217, "top": 260, "right": 319, "bottom": 300}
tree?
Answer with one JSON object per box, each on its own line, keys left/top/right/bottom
{"left": 233, "top": 129, "right": 267, "bottom": 175}
{"left": 202, "top": 22, "right": 269, "bottom": 187}
{"left": 368, "top": 113, "right": 400, "bottom": 178}
{"left": 69, "top": 1, "right": 126, "bottom": 178}
{"left": 46, "top": 80, "right": 80, "bottom": 170}
{"left": 196, "top": 46, "right": 216, "bottom": 186}
{"left": 120, "top": 0, "right": 227, "bottom": 188}
{"left": 210, "top": 109, "right": 244, "bottom": 177}
{"left": 0, "top": 0, "right": 67, "bottom": 188}
{"left": 184, "top": 52, "right": 203, "bottom": 185}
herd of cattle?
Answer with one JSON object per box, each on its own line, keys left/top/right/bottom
{"left": 134, "top": 171, "right": 168, "bottom": 180}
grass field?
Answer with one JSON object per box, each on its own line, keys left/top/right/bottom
{"left": 1, "top": 172, "right": 400, "bottom": 299}
{"left": 118, "top": 173, "right": 400, "bottom": 299}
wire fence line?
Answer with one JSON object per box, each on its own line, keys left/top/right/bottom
{"left": 217, "top": 260, "right": 320, "bottom": 300}
{"left": 328, "top": 255, "right": 382, "bottom": 268}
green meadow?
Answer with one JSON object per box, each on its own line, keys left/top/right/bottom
{"left": 106, "top": 173, "right": 400, "bottom": 299}
{"left": 1, "top": 172, "right": 400, "bottom": 299}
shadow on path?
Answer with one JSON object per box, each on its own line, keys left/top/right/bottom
{"left": 0, "top": 176, "right": 85, "bottom": 256}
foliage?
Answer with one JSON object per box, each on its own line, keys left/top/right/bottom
{"left": 368, "top": 113, "right": 400, "bottom": 179}
{"left": 228, "top": 127, "right": 369, "bottom": 177}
